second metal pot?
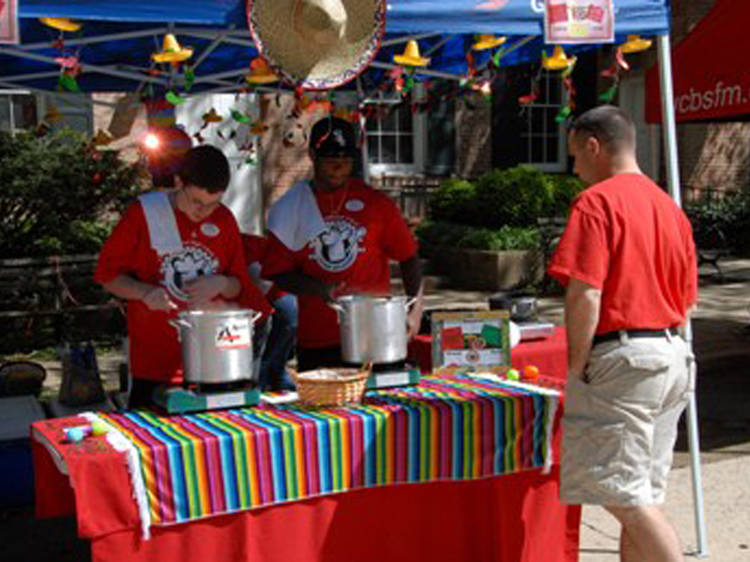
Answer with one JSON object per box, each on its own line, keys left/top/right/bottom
{"left": 332, "top": 295, "right": 415, "bottom": 364}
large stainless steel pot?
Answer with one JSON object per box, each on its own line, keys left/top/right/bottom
{"left": 170, "top": 309, "right": 262, "bottom": 384}
{"left": 332, "top": 295, "right": 416, "bottom": 364}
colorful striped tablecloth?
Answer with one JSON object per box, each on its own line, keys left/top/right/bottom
{"left": 97, "top": 374, "right": 559, "bottom": 531}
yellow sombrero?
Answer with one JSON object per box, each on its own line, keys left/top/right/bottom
{"left": 152, "top": 34, "right": 193, "bottom": 63}
{"left": 39, "top": 17, "right": 82, "bottom": 32}
{"left": 245, "top": 57, "right": 278, "bottom": 84}
{"left": 542, "top": 45, "right": 576, "bottom": 71}
{"left": 202, "top": 108, "right": 223, "bottom": 123}
{"left": 620, "top": 35, "right": 652, "bottom": 54}
{"left": 393, "top": 40, "right": 430, "bottom": 67}
{"left": 472, "top": 34, "right": 506, "bottom": 51}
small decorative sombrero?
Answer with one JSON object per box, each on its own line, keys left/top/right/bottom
{"left": 91, "top": 129, "right": 114, "bottom": 146}
{"left": 248, "top": 0, "right": 386, "bottom": 90}
{"left": 472, "top": 34, "right": 506, "bottom": 51}
{"left": 620, "top": 35, "right": 652, "bottom": 54}
{"left": 245, "top": 57, "right": 279, "bottom": 84}
{"left": 542, "top": 45, "right": 576, "bottom": 71}
{"left": 393, "top": 40, "right": 430, "bottom": 67}
{"left": 202, "top": 108, "right": 223, "bottom": 123}
{"left": 152, "top": 34, "right": 193, "bottom": 64}
{"left": 39, "top": 17, "right": 82, "bottom": 32}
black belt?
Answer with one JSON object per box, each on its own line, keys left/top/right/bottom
{"left": 593, "top": 327, "right": 679, "bottom": 346}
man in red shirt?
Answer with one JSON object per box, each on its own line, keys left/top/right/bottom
{"left": 95, "top": 145, "right": 272, "bottom": 408}
{"left": 548, "top": 106, "right": 697, "bottom": 562}
{"left": 262, "top": 116, "right": 423, "bottom": 371}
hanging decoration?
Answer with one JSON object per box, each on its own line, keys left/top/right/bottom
{"left": 55, "top": 54, "right": 82, "bottom": 92}
{"left": 542, "top": 45, "right": 576, "bottom": 71}
{"left": 393, "top": 40, "right": 430, "bottom": 67}
{"left": 619, "top": 35, "right": 652, "bottom": 54}
{"left": 518, "top": 66, "right": 543, "bottom": 106}
{"left": 472, "top": 34, "right": 506, "bottom": 51}
{"left": 165, "top": 90, "right": 186, "bottom": 105}
{"left": 245, "top": 57, "right": 279, "bottom": 84}
{"left": 598, "top": 37, "right": 651, "bottom": 104}
{"left": 39, "top": 18, "right": 82, "bottom": 32}
{"left": 91, "top": 129, "right": 114, "bottom": 146}
{"left": 556, "top": 61, "right": 577, "bottom": 122}
{"left": 152, "top": 34, "right": 193, "bottom": 64}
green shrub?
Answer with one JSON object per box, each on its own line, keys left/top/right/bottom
{"left": 685, "top": 191, "right": 750, "bottom": 252}
{"left": 474, "top": 166, "right": 554, "bottom": 227}
{"left": 428, "top": 167, "right": 583, "bottom": 230}
{"left": 416, "top": 220, "right": 540, "bottom": 253}
{"left": 428, "top": 178, "right": 477, "bottom": 224}
{"left": 0, "top": 128, "right": 145, "bottom": 258}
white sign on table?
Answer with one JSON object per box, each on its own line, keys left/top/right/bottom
{"left": 544, "top": 0, "right": 614, "bottom": 44}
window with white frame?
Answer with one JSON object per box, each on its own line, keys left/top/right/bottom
{"left": 363, "top": 89, "right": 425, "bottom": 175}
{"left": 520, "top": 71, "right": 567, "bottom": 172}
{"left": 0, "top": 92, "right": 38, "bottom": 133}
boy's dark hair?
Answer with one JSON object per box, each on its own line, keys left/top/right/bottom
{"left": 177, "top": 145, "right": 231, "bottom": 193}
{"left": 569, "top": 105, "right": 636, "bottom": 153}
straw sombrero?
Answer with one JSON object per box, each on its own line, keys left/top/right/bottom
{"left": 472, "top": 34, "right": 506, "bottom": 51}
{"left": 245, "top": 57, "right": 279, "bottom": 84}
{"left": 152, "top": 34, "right": 193, "bottom": 64}
{"left": 248, "top": 0, "right": 386, "bottom": 90}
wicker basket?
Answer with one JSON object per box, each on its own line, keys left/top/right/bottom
{"left": 291, "top": 364, "right": 371, "bottom": 407}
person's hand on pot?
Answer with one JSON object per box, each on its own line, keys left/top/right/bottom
{"left": 406, "top": 295, "right": 424, "bottom": 340}
{"left": 184, "top": 275, "right": 228, "bottom": 307}
{"left": 142, "top": 286, "right": 178, "bottom": 312}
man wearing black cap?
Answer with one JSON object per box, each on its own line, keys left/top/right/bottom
{"left": 262, "top": 116, "right": 423, "bottom": 371}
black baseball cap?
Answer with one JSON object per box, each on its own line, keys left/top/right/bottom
{"left": 310, "top": 116, "right": 357, "bottom": 158}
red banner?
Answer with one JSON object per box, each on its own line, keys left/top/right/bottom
{"left": 0, "top": 0, "right": 19, "bottom": 44}
{"left": 645, "top": 0, "right": 750, "bottom": 123}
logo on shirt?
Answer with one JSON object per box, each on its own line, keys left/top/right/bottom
{"left": 309, "top": 216, "right": 366, "bottom": 272}
{"left": 200, "top": 222, "right": 220, "bottom": 237}
{"left": 345, "top": 199, "right": 364, "bottom": 212}
{"left": 160, "top": 243, "right": 219, "bottom": 301}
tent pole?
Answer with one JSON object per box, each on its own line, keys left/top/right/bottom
{"left": 657, "top": 33, "right": 709, "bottom": 559}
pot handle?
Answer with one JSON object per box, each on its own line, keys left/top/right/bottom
{"left": 168, "top": 318, "right": 191, "bottom": 341}
{"left": 328, "top": 301, "right": 345, "bottom": 318}
{"left": 251, "top": 311, "right": 263, "bottom": 324}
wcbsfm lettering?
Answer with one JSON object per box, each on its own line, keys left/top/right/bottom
{"left": 675, "top": 82, "right": 748, "bottom": 114}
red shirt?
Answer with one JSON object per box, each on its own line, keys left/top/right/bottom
{"left": 95, "top": 199, "right": 272, "bottom": 384}
{"left": 262, "top": 179, "right": 418, "bottom": 349}
{"left": 242, "top": 234, "right": 285, "bottom": 303}
{"left": 548, "top": 174, "right": 697, "bottom": 335}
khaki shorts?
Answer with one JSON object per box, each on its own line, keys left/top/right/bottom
{"left": 561, "top": 332, "right": 693, "bottom": 506}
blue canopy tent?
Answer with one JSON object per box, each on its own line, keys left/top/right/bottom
{"left": 0, "top": 2, "right": 708, "bottom": 555}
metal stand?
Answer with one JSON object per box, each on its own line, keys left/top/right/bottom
{"left": 658, "top": 34, "right": 709, "bottom": 558}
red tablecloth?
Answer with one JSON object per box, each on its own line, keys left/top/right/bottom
{"left": 33, "top": 380, "right": 579, "bottom": 562}
{"left": 409, "top": 326, "right": 569, "bottom": 380}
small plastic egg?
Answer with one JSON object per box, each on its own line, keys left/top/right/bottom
{"left": 66, "top": 427, "right": 85, "bottom": 443}
{"left": 91, "top": 421, "right": 109, "bottom": 436}
{"left": 523, "top": 365, "right": 540, "bottom": 380}
{"left": 506, "top": 368, "right": 520, "bottom": 381}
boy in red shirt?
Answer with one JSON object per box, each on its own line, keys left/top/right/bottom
{"left": 95, "top": 145, "right": 272, "bottom": 408}
{"left": 548, "top": 106, "right": 696, "bottom": 562}
{"left": 262, "top": 117, "right": 423, "bottom": 371}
